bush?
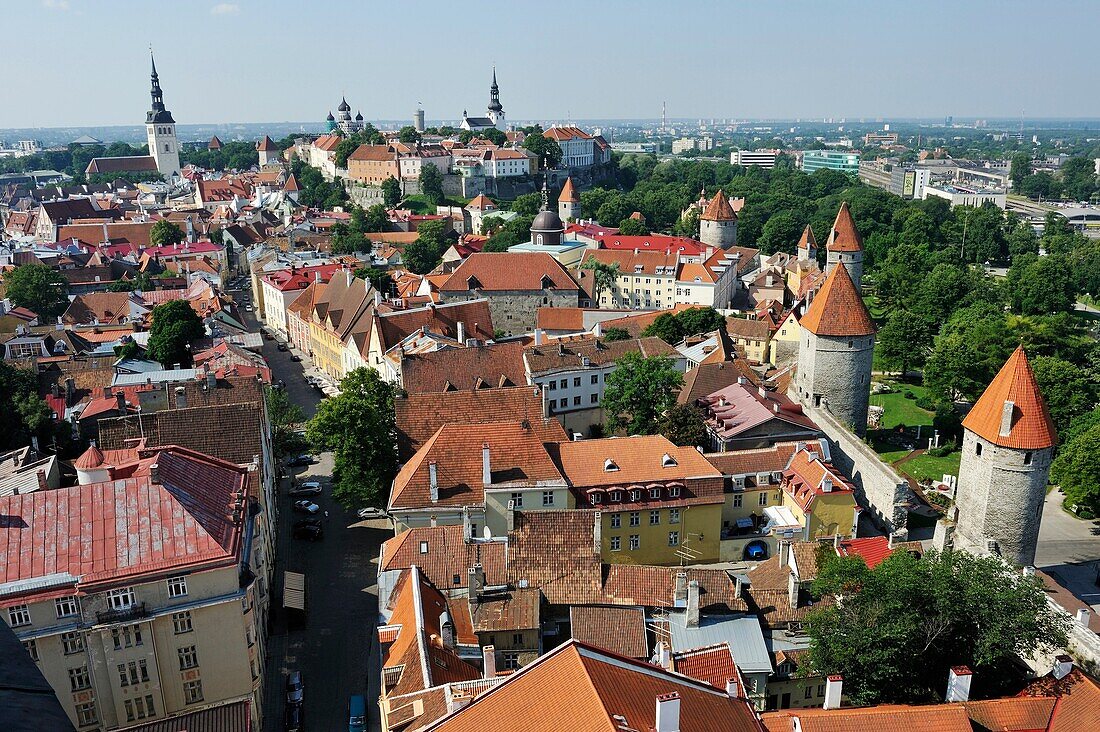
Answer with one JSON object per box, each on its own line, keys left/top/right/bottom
{"left": 903, "top": 390, "right": 916, "bottom": 400}
{"left": 927, "top": 441, "right": 957, "bottom": 458}
{"left": 915, "top": 395, "right": 938, "bottom": 411}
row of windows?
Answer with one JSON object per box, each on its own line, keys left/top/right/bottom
{"left": 609, "top": 509, "right": 680, "bottom": 528}
{"left": 608, "top": 531, "right": 680, "bottom": 551}
{"left": 125, "top": 695, "right": 157, "bottom": 722}
{"left": 508, "top": 491, "right": 556, "bottom": 508}
{"left": 731, "top": 492, "right": 775, "bottom": 508}
{"left": 546, "top": 374, "right": 603, "bottom": 391}
{"left": 548, "top": 393, "right": 599, "bottom": 410}
{"left": 596, "top": 486, "right": 681, "bottom": 506}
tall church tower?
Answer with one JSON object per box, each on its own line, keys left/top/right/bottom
{"left": 825, "top": 202, "right": 864, "bottom": 291}
{"left": 698, "top": 190, "right": 738, "bottom": 249}
{"left": 795, "top": 263, "right": 876, "bottom": 435}
{"left": 487, "top": 67, "right": 505, "bottom": 131}
{"left": 145, "top": 54, "right": 180, "bottom": 178}
{"left": 558, "top": 177, "right": 580, "bottom": 222}
{"left": 954, "top": 347, "right": 1056, "bottom": 567}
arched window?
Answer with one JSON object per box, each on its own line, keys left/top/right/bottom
{"left": 536, "top": 234, "right": 544, "bottom": 245}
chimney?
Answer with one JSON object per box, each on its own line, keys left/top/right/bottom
{"left": 821, "top": 478, "right": 833, "bottom": 493}
{"left": 779, "top": 541, "right": 791, "bottom": 568}
{"left": 788, "top": 568, "right": 799, "bottom": 609}
{"left": 116, "top": 391, "right": 127, "bottom": 413}
{"left": 593, "top": 510, "right": 602, "bottom": 554}
{"left": 428, "top": 461, "right": 439, "bottom": 502}
{"left": 102, "top": 386, "right": 112, "bottom": 399}
{"left": 534, "top": 328, "right": 543, "bottom": 345}
{"left": 1076, "top": 608, "right": 1092, "bottom": 627}
{"left": 832, "top": 534, "right": 841, "bottom": 551}
{"left": 462, "top": 506, "right": 472, "bottom": 543}
{"left": 506, "top": 499, "right": 515, "bottom": 532}
{"left": 149, "top": 462, "right": 160, "bottom": 485}
{"left": 655, "top": 640, "right": 672, "bottom": 670}
{"left": 999, "top": 400, "right": 1015, "bottom": 437}
{"left": 175, "top": 385, "right": 187, "bottom": 408}
{"left": 888, "top": 532, "right": 896, "bottom": 549}
{"left": 686, "top": 579, "right": 700, "bottom": 628}
{"left": 64, "top": 377, "right": 75, "bottom": 402}
{"left": 482, "top": 645, "right": 496, "bottom": 679}
{"left": 457, "top": 320, "right": 465, "bottom": 345}
{"left": 430, "top": 515, "right": 437, "bottom": 527}
{"left": 440, "top": 611, "right": 455, "bottom": 649}
{"left": 823, "top": 675, "right": 843, "bottom": 709}
{"left": 674, "top": 572, "right": 688, "bottom": 605}
{"left": 51, "top": 382, "right": 60, "bottom": 399}
{"left": 655, "top": 692, "right": 681, "bottom": 732}
{"left": 36, "top": 470, "right": 48, "bottom": 492}
{"left": 206, "top": 370, "right": 217, "bottom": 389}
{"left": 946, "top": 666, "right": 972, "bottom": 702}
{"left": 733, "top": 575, "right": 743, "bottom": 599}
{"left": 468, "top": 564, "right": 485, "bottom": 599}
{"left": 1052, "top": 655, "right": 1073, "bottom": 680}
{"left": 482, "top": 442, "right": 491, "bottom": 486}
{"left": 725, "top": 678, "right": 739, "bottom": 698}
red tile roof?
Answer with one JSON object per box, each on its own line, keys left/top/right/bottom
{"left": 400, "top": 341, "right": 526, "bottom": 394}
{"left": 702, "top": 190, "right": 737, "bottom": 221}
{"left": 798, "top": 264, "right": 875, "bottom": 337}
{"left": 1020, "top": 668, "right": 1100, "bottom": 731}
{"left": 568, "top": 605, "right": 649, "bottom": 658}
{"left": 440, "top": 252, "right": 579, "bottom": 293}
{"left": 558, "top": 177, "right": 578, "bottom": 202}
{"left": 963, "top": 696, "right": 1057, "bottom": 732}
{"left": 602, "top": 565, "right": 746, "bottom": 611}
{"left": 826, "top": 202, "right": 863, "bottom": 253}
{"left": 541, "top": 125, "right": 593, "bottom": 142}
{"left": 552, "top": 434, "right": 721, "bottom": 490}
{"left": 262, "top": 263, "right": 343, "bottom": 292}
{"left": 799, "top": 225, "right": 818, "bottom": 250}
{"left": 704, "top": 441, "right": 803, "bottom": 478}
{"left": 962, "top": 347, "right": 1056, "bottom": 450}
{"left": 256, "top": 135, "right": 277, "bottom": 151}
{"left": 380, "top": 525, "right": 507, "bottom": 589}
{"left": 762, "top": 704, "right": 973, "bottom": 732}
{"left": 672, "top": 643, "right": 739, "bottom": 691}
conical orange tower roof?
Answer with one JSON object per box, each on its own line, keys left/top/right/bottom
{"left": 257, "top": 135, "right": 277, "bottom": 151}
{"left": 701, "top": 190, "right": 737, "bottom": 221}
{"left": 799, "top": 264, "right": 875, "bottom": 337}
{"left": 798, "top": 225, "right": 817, "bottom": 249}
{"left": 559, "top": 177, "right": 578, "bottom": 203}
{"left": 962, "top": 347, "right": 1056, "bottom": 449}
{"left": 74, "top": 444, "right": 105, "bottom": 470}
{"left": 826, "top": 202, "right": 863, "bottom": 252}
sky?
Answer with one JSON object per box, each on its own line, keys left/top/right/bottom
{"left": 3, "top": 0, "right": 1098, "bottom": 128}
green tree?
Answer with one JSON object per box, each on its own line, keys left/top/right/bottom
{"left": 579, "top": 259, "right": 620, "bottom": 305}
{"left": 107, "top": 271, "right": 155, "bottom": 292}
{"left": 523, "top": 133, "right": 563, "bottom": 168}
{"left": 807, "top": 549, "right": 1069, "bottom": 705}
{"left": 602, "top": 327, "right": 630, "bottom": 342}
{"left": 480, "top": 128, "right": 507, "bottom": 146}
{"left": 1031, "top": 356, "right": 1096, "bottom": 434}
{"left": 1006, "top": 218, "right": 1039, "bottom": 258}
{"left": 306, "top": 368, "right": 400, "bottom": 509}
{"left": 4, "top": 263, "right": 69, "bottom": 318}
{"left": 924, "top": 304, "right": 1015, "bottom": 400}
{"left": 510, "top": 193, "right": 542, "bottom": 217}
{"left": 331, "top": 230, "right": 368, "bottom": 255}
{"left": 643, "top": 308, "right": 727, "bottom": 345}
{"left": 382, "top": 176, "right": 402, "bottom": 207}
{"left": 658, "top": 403, "right": 708, "bottom": 447}
{"left": 484, "top": 214, "right": 534, "bottom": 252}
{"left": 757, "top": 210, "right": 803, "bottom": 254}
{"left": 877, "top": 310, "right": 932, "bottom": 375}
{"left": 1052, "top": 423, "right": 1100, "bottom": 514}
{"left": 617, "top": 217, "right": 647, "bottom": 236}
{"left": 603, "top": 352, "right": 684, "bottom": 435}
{"left": 419, "top": 163, "right": 445, "bottom": 205}
{"left": 334, "top": 137, "right": 359, "bottom": 169}
{"left": 266, "top": 385, "right": 307, "bottom": 459}
{"left": 1020, "top": 172, "right": 1062, "bottom": 200}
{"left": 403, "top": 220, "right": 447, "bottom": 274}
{"left": 150, "top": 219, "right": 185, "bottom": 247}
{"left": 1010, "top": 152, "right": 1032, "bottom": 187}
{"left": 1060, "top": 156, "right": 1099, "bottom": 201}
{"left": 354, "top": 266, "right": 393, "bottom": 296}
{"left": 145, "top": 299, "right": 205, "bottom": 368}
{"left": 398, "top": 126, "right": 422, "bottom": 144}
{"left": 0, "top": 362, "right": 53, "bottom": 450}
{"left": 1006, "top": 254, "right": 1077, "bottom": 315}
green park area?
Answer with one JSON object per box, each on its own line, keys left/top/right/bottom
{"left": 868, "top": 381, "right": 962, "bottom": 485}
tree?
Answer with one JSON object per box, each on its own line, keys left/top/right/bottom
{"left": 1052, "top": 423, "right": 1100, "bottom": 515}
{"left": 419, "top": 163, "right": 444, "bottom": 205}
{"left": 382, "top": 176, "right": 402, "bottom": 207}
{"left": 306, "top": 368, "right": 400, "bottom": 509}
{"left": 510, "top": 193, "right": 542, "bottom": 217}
{"left": 4, "top": 263, "right": 69, "bottom": 318}
{"left": 403, "top": 220, "right": 447, "bottom": 274}
{"left": 603, "top": 327, "right": 630, "bottom": 342}
{"left": 107, "top": 272, "right": 155, "bottom": 292}
{"left": 398, "top": 126, "right": 421, "bottom": 144}
{"left": 330, "top": 230, "right": 368, "bottom": 255}
{"left": 483, "top": 214, "right": 533, "bottom": 252}
{"left": 523, "top": 133, "right": 563, "bottom": 168}
{"left": 807, "top": 549, "right": 1070, "bottom": 706}
{"left": 0, "top": 361, "right": 53, "bottom": 450}
{"left": 617, "top": 217, "right": 647, "bottom": 236}
{"left": 1031, "top": 356, "right": 1096, "bottom": 434}
{"left": 924, "top": 304, "right": 1015, "bottom": 400}
{"left": 579, "top": 259, "right": 620, "bottom": 305}
{"left": 603, "top": 352, "right": 684, "bottom": 435}
{"left": 643, "top": 308, "right": 727, "bottom": 345}
{"left": 658, "top": 403, "right": 707, "bottom": 447}
{"left": 266, "top": 386, "right": 307, "bottom": 459}
{"left": 877, "top": 310, "right": 932, "bottom": 375}
{"left": 145, "top": 299, "right": 205, "bottom": 368}
{"left": 757, "top": 210, "right": 803, "bottom": 254}
{"left": 481, "top": 128, "right": 507, "bottom": 146}
{"left": 1006, "top": 254, "right": 1077, "bottom": 315}
{"left": 1010, "top": 152, "right": 1032, "bottom": 187}
{"left": 150, "top": 219, "right": 184, "bottom": 247}
{"left": 1019, "top": 172, "right": 1062, "bottom": 201}
{"left": 354, "top": 266, "right": 393, "bottom": 296}
{"left": 1060, "top": 156, "right": 1099, "bottom": 201}
{"left": 363, "top": 203, "right": 388, "bottom": 233}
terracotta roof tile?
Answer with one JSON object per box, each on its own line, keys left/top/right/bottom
{"left": 826, "top": 202, "right": 863, "bottom": 253}
{"left": 961, "top": 347, "right": 1056, "bottom": 450}
{"left": 551, "top": 434, "right": 721, "bottom": 490}
{"left": 672, "top": 643, "right": 738, "bottom": 690}
{"left": 400, "top": 341, "right": 526, "bottom": 394}
{"left": 963, "top": 696, "right": 1057, "bottom": 732}
{"left": 380, "top": 525, "right": 507, "bottom": 589}
{"left": 1020, "top": 668, "right": 1100, "bottom": 731}
{"left": 506, "top": 510, "right": 603, "bottom": 605}
{"left": 256, "top": 135, "right": 277, "bottom": 151}
{"left": 523, "top": 335, "right": 678, "bottom": 375}
{"left": 568, "top": 605, "right": 649, "bottom": 658}
{"left": 838, "top": 537, "right": 923, "bottom": 570}
{"left": 701, "top": 190, "right": 737, "bottom": 221}
{"left": 704, "top": 442, "right": 802, "bottom": 478}
{"left": 470, "top": 587, "right": 541, "bottom": 632}
{"left": 602, "top": 565, "right": 747, "bottom": 612}
{"left": 762, "top": 704, "right": 973, "bottom": 732}
{"left": 440, "top": 252, "right": 579, "bottom": 293}
{"left": 558, "top": 177, "right": 578, "bottom": 203}
{"left": 679, "top": 360, "right": 760, "bottom": 405}
{"left": 799, "top": 225, "right": 818, "bottom": 250}
{"left": 798, "top": 264, "right": 875, "bottom": 337}
{"left": 378, "top": 300, "right": 495, "bottom": 352}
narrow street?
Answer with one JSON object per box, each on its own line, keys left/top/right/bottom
{"left": 236, "top": 302, "right": 385, "bottom": 732}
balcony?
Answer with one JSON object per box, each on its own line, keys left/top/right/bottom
{"left": 96, "top": 602, "right": 148, "bottom": 625}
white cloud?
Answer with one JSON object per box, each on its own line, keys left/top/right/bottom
{"left": 42, "top": 0, "right": 71, "bottom": 10}
{"left": 210, "top": 3, "right": 240, "bottom": 15}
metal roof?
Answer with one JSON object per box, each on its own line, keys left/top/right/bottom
{"left": 667, "top": 612, "right": 774, "bottom": 674}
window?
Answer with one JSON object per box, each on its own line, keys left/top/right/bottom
{"left": 669, "top": 508, "right": 680, "bottom": 524}
{"left": 610, "top": 536, "right": 621, "bottom": 551}
{"left": 804, "top": 686, "right": 813, "bottom": 700}
{"left": 591, "top": 375, "right": 599, "bottom": 384}
{"left": 112, "top": 625, "right": 142, "bottom": 649}
{"left": 650, "top": 510, "right": 661, "bottom": 525}
{"left": 817, "top": 684, "right": 825, "bottom": 697}
{"left": 511, "top": 492, "right": 523, "bottom": 508}
{"left": 106, "top": 587, "right": 135, "bottom": 610}
{"left": 184, "top": 679, "right": 204, "bottom": 704}
{"left": 8, "top": 604, "right": 30, "bottom": 627}
{"left": 55, "top": 596, "right": 79, "bottom": 618}
{"left": 591, "top": 492, "right": 602, "bottom": 504}
{"left": 23, "top": 639, "right": 38, "bottom": 662}
{"left": 549, "top": 399, "right": 556, "bottom": 410}
{"left": 547, "top": 380, "right": 555, "bottom": 391}
{"left": 559, "top": 379, "right": 567, "bottom": 390}
{"left": 668, "top": 486, "right": 680, "bottom": 498}
{"left": 629, "top": 512, "right": 640, "bottom": 527}
{"left": 610, "top": 513, "right": 621, "bottom": 528}
{"left": 733, "top": 494, "right": 743, "bottom": 508}
{"left": 573, "top": 396, "right": 581, "bottom": 406}
{"left": 167, "top": 575, "right": 188, "bottom": 598}
{"left": 573, "top": 377, "right": 581, "bottom": 387}
{"left": 542, "top": 491, "right": 554, "bottom": 506}
{"left": 512, "top": 633, "right": 523, "bottom": 645}
{"left": 590, "top": 393, "right": 598, "bottom": 404}
{"left": 668, "top": 531, "right": 680, "bottom": 546}
{"left": 629, "top": 535, "right": 640, "bottom": 550}
{"left": 503, "top": 652, "right": 520, "bottom": 670}
{"left": 69, "top": 665, "right": 91, "bottom": 692}
{"left": 975, "top": 442, "right": 982, "bottom": 456}
{"left": 76, "top": 702, "right": 98, "bottom": 727}
{"left": 419, "top": 541, "right": 429, "bottom": 554}
{"left": 609, "top": 490, "right": 622, "bottom": 502}
{"left": 630, "top": 489, "right": 641, "bottom": 501}
{"left": 61, "top": 631, "right": 84, "bottom": 655}
{"left": 178, "top": 645, "right": 199, "bottom": 670}
{"left": 1024, "top": 451, "right": 1032, "bottom": 465}
{"left": 172, "top": 611, "right": 193, "bottom": 634}
{"left": 759, "top": 492, "right": 769, "bottom": 506}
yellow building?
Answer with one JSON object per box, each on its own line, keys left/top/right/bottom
{"left": 779, "top": 445, "right": 860, "bottom": 540}
{"left": 769, "top": 309, "right": 801, "bottom": 366}
{"left": 307, "top": 270, "right": 374, "bottom": 381}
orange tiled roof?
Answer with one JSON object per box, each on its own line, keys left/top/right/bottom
{"left": 568, "top": 606, "right": 648, "bottom": 658}
{"left": 761, "top": 703, "right": 973, "bottom": 732}
{"left": 826, "top": 202, "right": 863, "bottom": 253}
{"left": 798, "top": 225, "right": 818, "bottom": 250}
{"left": 963, "top": 696, "right": 1057, "bottom": 732}
{"left": 798, "top": 264, "right": 875, "bottom": 337}
{"left": 552, "top": 434, "right": 721, "bottom": 489}
{"left": 701, "top": 190, "right": 737, "bottom": 221}
{"left": 506, "top": 510, "right": 603, "bottom": 606}
{"left": 1020, "top": 668, "right": 1100, "bottom": 731}
{"left": 558, "top": 177, "right": 578, "bottom": 203}
{"left": 380, "top": 525, "right": 507, "bottom": 590}
{"left": 672, "top": 643, "right": 738, "bottom": 691}
{"left": 961, "top": 347, "right": 1056, "bottom": 450}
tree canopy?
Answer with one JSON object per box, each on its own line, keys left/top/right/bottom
{"left": 145, "top": 299, "right": 205, "bottom": 368}
{"left": 150, "top": 219, "right": 184, "bottom": 247}
{"left": 403, "top": 220, "right": 448, "bottom": 274}
{"left": 643, "top": 308, "right": 727, "bottom": 345}
{"left": 603, "top": 352, "right": 684, "bottom": 435}
{"left": 4, "top": 263, "right": 69, "bottom": 318}
{"left": 658, "top": 403, "right": 707, "bottom": 447}
{"left": 418, "top": 163, "right": 445, "bottom": 205}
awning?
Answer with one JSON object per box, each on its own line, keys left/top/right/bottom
{"left": 283, "top": 571, "right": 305, "bottom": 611}
{"left": 735, "top": 517, "right": 755, "bottom": 529}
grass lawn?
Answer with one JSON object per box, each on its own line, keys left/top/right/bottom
{"left": 866, "top": 430, "right": 911, "bottom": 463}
{"left": 869, "top": 388, "right": 935, "bottom": 430}
{"left": 901, "top": 451, "right": 962, "bottom": 483}
{"left": 864, "top": 295, "right": 888, "bottom": 323}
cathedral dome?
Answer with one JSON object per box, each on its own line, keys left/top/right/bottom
{"left": 531, "top": 209, "right": 564, "bottom": 233}
{"left": 338, "top": 97, "right": 351, "bottom": 112}
{"left": 355, "top": 111, "right": 364, "bottom": 121}
{"left": 326, "top": 112, "right": 335, "bottom": 121}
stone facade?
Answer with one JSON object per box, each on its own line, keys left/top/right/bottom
{"left": 795, "top": 330, "right": 874, "bottom": 436}
{"left": 953, "top": 429, "right": 1052, "bottom": 566}
{"left": 699, "top": 217, "right": 738, "bottom": 249}
{"left": 825, "top": 249, "right": 863, "bottom": 291}
{"left": 439, "top": 289, "right": 578, "bottom": 337}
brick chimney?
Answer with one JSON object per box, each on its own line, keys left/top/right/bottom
{"left": 655, "top": 692, "right": 681, "bottom": 732}
{"left": 482, "top": 645, "right": 496, "bottom": 679}
{"left": 674, "top": 572, "right": 688, "bottom": 606}
{"left": 823, "top": 675, "right": 843, "bottom": 709}
{"left": 946, "top": 666, "right": 972, "bottom": 702}
{"left": 428, "top": 461, "right": 439, "bottom": 502}
{"left": 467, "top": 564, "right": 484, "bottom": 600}
{"left": 686, "top": 579, "right": 700, "bottom": 628}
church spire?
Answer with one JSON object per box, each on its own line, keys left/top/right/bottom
{"left": 487, "top": 66, "right": 503, "bottom": 113}
{"left": 147, "top": 51, "right": 174, "bottom": 124}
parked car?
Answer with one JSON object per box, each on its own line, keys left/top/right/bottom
{"left": 292, "top": 521, "right": 323, "bottom": 541}
{"left": 290, "top": 355, "right": 302, "bottom": 362}
{"left": 357, "top": 507, "right": 387, "bottom": 520}
{"left": 285, "top": 670, "right": 304, "bottom": 705}
{"left": 263, "top": 332, "right": 274, "bottom": 340}
{"left": 293, "top": 500, "right": 320, "bottom": 515}
{"left": 278, "top": 343, "right": 288, "bottom": 352}
{"left": 288, "top": 482, "right": 322, "bottom": 497}
{"left": 348, "top": 695, "right": 366, "bottom": 732}
{"left": 284, "top": 703, "right": 303, "bottom": 732}
{"left": 286, "top": 454, "right": 315, "bottom": 467}
{"left": 245, "top": 305, "right": 254, "bottom": 312}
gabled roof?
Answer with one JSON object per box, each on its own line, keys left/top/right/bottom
{"left": 380, "top": 525, "right": 507, "bottom": 590}
{"left": 799, "top": 264, "right": 875, "bottom": 337}
{"left": 698, "top": 380, "right": 818, "bottom": 442}
{"left": 826, "top": 202, "right": 863, "bottom": 253}
{"left": 400, "top": 341, "right": 526, "bottom": 395}
{"left": 1020, "top": 668, "right": 1100, "bottom": 731}
{"left": 962, "top": 347, "right": 1056, "bottom": 450}
{"left": 568, "top": 605, "right": 649, "bottom": 658}
{"left": 701, "top": 189, "right": 737, "bottom": 221}
{"left": 377, "top": 300, "right": 495, "bottom": 353}
{"left": 704, "top": 441, "right": 803, "bottom": 478}
{"left": 506, "top": 510, "right": 603, "bottom": 605}
{"left": 551, "top": 434, "right": 721, "bottom": 489}
{"left": 762, "top": 704, "right": 973, "bottom": 732}
{"left": 672, "top": 643, "right": 739, "bottom": 691}
{"left": 440, "top": 252, "right": 579, "bottom": 293}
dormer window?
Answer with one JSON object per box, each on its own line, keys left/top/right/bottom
{"left": 668, "top": 486, "right": 681, "bottom": 498}
{"left": 541, "top": 275, "right": 554, "bottom": 289}
{"left": 604, "top": 459, "right": 619, "bottom": 472}
{"left": 419, "top": 541, "right": 429, "bottom": 554}
{"left": 649, "top": 487, "right": 661, "bottom": 499}
{"left": 609, "top": 490, "right": 622, "bottom": 502}
{"left": 467, "top": 275, "right": 482, "bottom": 289}
{"left": 661, "top": 453, "right": 678, "bottom": 468}
{"left": 591, "top": 493, "right": 602, "bottom": 504}
{"left": 628, "top": 490, "right": 640, "bottom": 501}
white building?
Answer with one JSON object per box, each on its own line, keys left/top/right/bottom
{"left": 145, "top": 55, "right": 180, "bottom": 177}
{"left": 580, "top": 246, "right": 745, "bottom": 311}
{"left": 461, "top": 68, "right": 506, "bottom": 132}
{"left": 731, "top": 150, "right": 778, "bottom": 169}
{"left": 922, "top": 183, "right": 1006, "bottom": 209}
{"left": 485, "top": 149, "right": 531, "bottom": 178}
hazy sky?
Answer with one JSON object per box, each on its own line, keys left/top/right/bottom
{"left": 4, "top": 0, "right": 1097, "bottom": 128}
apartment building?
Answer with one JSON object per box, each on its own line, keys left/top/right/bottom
{"left": 731, "top": 149, "right": 779, "bottom": 169}
{"left": 799, "top": 150, "right": 860, "bottom": 174}
{"left": 579, "top": 247, "right": 744, "bottom": 311}
{"left": 1, "top": 446, "right": 267, "bottom": 731}
{"left": 308, "top": 270, "right": 376, "bottom": 381}
{"left": 259, "top": 263, "right": 342, "bottom": 336}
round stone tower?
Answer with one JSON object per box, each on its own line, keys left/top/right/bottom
{"left": 558, "top": 177, "right": 580, "bottom": 222}
{"left": 825, "top": 202, "right": 864, "bottom": 291}
{"left": 795, "top": 263, "right": 876, "bottom": 435}
{"left": 954, "top": 347, "right": 1056, "bottom": 567}
{"left": 699, "top": 190, "right": 738, "bottom": 250}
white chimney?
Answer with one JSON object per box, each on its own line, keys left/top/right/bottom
{"left": 888, "top": 532, "right": 896, "bottom": 549}
{"left": 506, "top": 499, "right": 515, "bottom": 532}
{"left": 534, "top": 327, "right": 544, "bottom": 345}
{"left": 593, "top": 510, "right": 602, "bottom": 553}
{"left": 467, "top": 564, "right": 484, "bottom": 598}
{"left": 482, "top": 442, "right": 491, "bottom": 486}
{"left": 462, "top": 506, "right": 472, "bottom": 543}
{"left": 674, "top": 572, "right": 688, "bottom": 606}
{"left": 788, "top": 569, "right": 799, "bottom": 609}
{"left": 1076, "top": 608, "right": 1092, "bottom": 627}
{"left": 823, "top": 675, "right": 843, "bottom": 709}
{"left": 779, "top": 541, "right": 791, "bottom": 568}
{"left": 1052, "top": 655, "right": 1073, "bottom": 680}
{"left": 429, "top": 461, "right": 439, "bottom": 502}
{"left": 946, "top": 666, "right": 972, "bottom": 702}
{"left": 656, "top": 640, "right": 672, "bottom": 670}
{"left": 482, "top": 645, "right": 496, "bottom": 679}
{"left": 457, "top": 320, "right": 465, "bottom": 345}
{"left": 655, "top": 692, "right": 681, "bottom": 732}
{"left": 725, "top": 678, "right": 739, "bottom": 698}
{"left": 999, "top": 400, "right": 1015, "bottom": 437}
{"left": 686, "top": 579, "right": 700, "bottom": 628}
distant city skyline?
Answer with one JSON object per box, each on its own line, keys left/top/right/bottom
{"left": 3, "top": 0, "right": 1097, "bottom": 128}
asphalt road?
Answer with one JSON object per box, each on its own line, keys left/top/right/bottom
{"left": 1036, "top": 489, "right": 1100, "bottom": 614}
{"left": 237, "top": 305, "right": 386, "bottom": 732}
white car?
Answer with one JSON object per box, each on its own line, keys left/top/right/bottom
{"left": 357, "top": 507, "right": 387, "bottom": 520}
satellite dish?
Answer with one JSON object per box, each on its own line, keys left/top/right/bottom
{"left": 483, "top": 525, "right": 492, "bottom": 539}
